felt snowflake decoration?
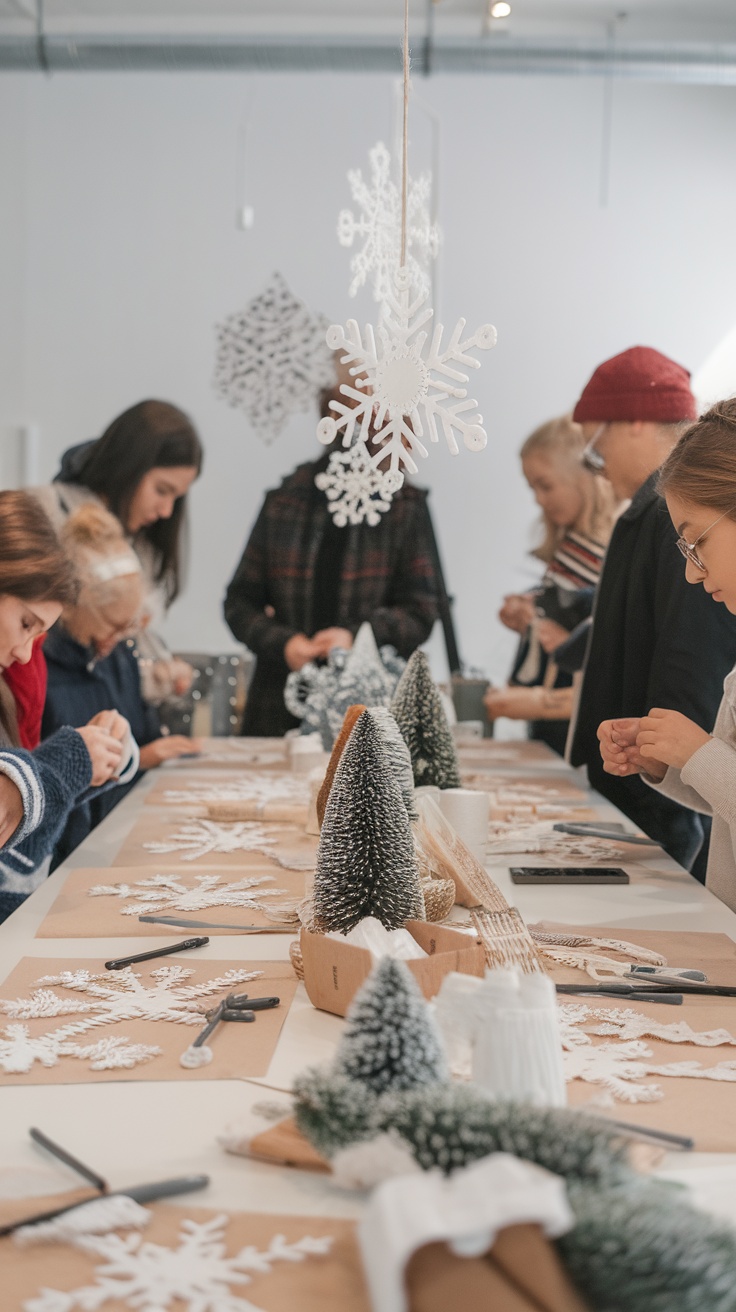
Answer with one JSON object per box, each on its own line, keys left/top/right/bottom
{"left": 213, "top": 272, "right": 335, "bottom": 443}
{"left": 314, "top": 440, "right": 395, "bottom": 528}
{"left": 143, "top": 820, "right": 278, "bottom": 864}
{"left": 337, "top": 140, "right": 440, "bottom": 305}
{"left": 23, "top": 1212, "right": 333, "bottom": 1312}
{"left": 0, "top": 1022, "right": 160, "bottom": 1075}
{"left": 88, "top": 873, "right": 290, "bottom": 919}
{"left": 317, "top": 267, "right": 497, "bottom": 494}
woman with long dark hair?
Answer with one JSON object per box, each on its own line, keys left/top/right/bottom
{"left": 34, "top": 399, "right": 203, "bottom": 704}
{"left": 0, "top": 491, "right": 138, "bottom": 920}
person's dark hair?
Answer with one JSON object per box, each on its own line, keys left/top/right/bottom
{"left": 658, "top": 399, "right": 736, "bottom": 517}
{"left": 0, "top": 490, "right": 78, "bottom": 744}
{"left": 69, "top": 400, "right": 203, "bottom": 605}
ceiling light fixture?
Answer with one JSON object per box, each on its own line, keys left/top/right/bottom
{"left": 489, "top": 2, "right": 511, "bottom": 16}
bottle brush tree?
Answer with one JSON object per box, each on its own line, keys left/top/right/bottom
{"left": 390, "top": 649, "right": 461, "bottom": 789}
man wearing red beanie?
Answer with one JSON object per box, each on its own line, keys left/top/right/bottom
{"left": 569, "top": 346, "right": 736, "bottom": 876}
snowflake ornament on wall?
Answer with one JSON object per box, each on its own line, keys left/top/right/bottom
{"left": 22, "top": 1211, "right": 333, "bottom": 1312}
{"left": 87, "top": 873, "right": 292, "bottom": 919}
{"left": 337, "top": 140, "right": 440, "bottom": 305}
{"left": 213, "top": 272, "right": 335, "bottom": 444}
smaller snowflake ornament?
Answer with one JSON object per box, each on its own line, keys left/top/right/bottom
{"left": 213, "top": 272, "right": 335, "bottom": 443}
{"left": 315, "top": 441, "right": 395, "bottom": 527}
{"left": 337, "top": 140, "right": 440, "bottom": 305}
{"left": 143, "top": 820, "right": 278, "bottom": 864}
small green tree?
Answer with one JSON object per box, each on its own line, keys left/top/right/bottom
{"left": 390, "top": 649, "right": 461, "bottom": 788}
{"left": 335, "top": 958, "right": 448, "bottom": 1095}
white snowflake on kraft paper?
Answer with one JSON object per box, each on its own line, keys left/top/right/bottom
{"left": 0, "top": 1022, "right": 160, "bottom": 1075}
{"left": 559, "top": 1003, "right": 736, "bottom": 1104}
{"left": 315, "top": 440, "right": 395, "bottom": 528}
{"left": 337, "top": 140, "right": 440, "bottom": 305}
{"left": 213, "top": 272, "right": 335, "bottom": 444}
{"left": 317, "top": 268, "right": 496, "bottom": 501}
{"left": 143, "top": 819, "right": 278, "bottom": 864}
{"left": 22, "top": 1211, "right": 333, "bottom": 1312}
{"left": 161, "top": 773, "right": 309, "bottom": 807}
{"left": 88, "top": 873, "right": 291, "bottom": 919}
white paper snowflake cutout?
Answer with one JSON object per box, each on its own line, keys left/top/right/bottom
{"left": 88, "top": 873, "right": 291, "bottom": 918}
{"left": 315, "top": 441, "right": 396, "bottom": 527}
{"left": 143, "top": 820, "right": 278, "bottom": 864}
{"left": 337, "top": 140, "right": 440, "bottom": 305}
{"left": 23, "top": 1212, "right": 334, "bottom": 1312}
{"left": 213, "top": 272, "right": 335, "bottom": 443}
{"left": 161, "top": 774, "right": 309, "bottom": 807}
{"left": 317, "top": 268, "right": 497, "bottom": 495}
{"left": 0, "top": 1022, "right": 161, "bottom": 1075}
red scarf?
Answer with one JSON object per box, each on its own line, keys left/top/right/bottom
{"left": 2, "top": 636, "right": 48, "bottom": 749}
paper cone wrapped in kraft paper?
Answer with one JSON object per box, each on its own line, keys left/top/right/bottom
{"left": 300, "top": 921, "right": 485, "bottom": 1018}
{"left": 404, "top": 1225, "right": 589, "bottom": 1312}
{"left": 316, "top": 704, "right": 367, "bottom": 829}
{"left": 222, "top": 1114, "right": 331, "bottom": 1173}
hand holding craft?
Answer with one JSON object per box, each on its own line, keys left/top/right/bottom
{"left": 597, "top": 717, "right": 663, "bottom": 779}
{"left": 75, "top": 724, "right": 124, "bottom": 787}
{"left": 284, "top": 633, "right": 321, "bottom": 672}
{"left": 537, "top": 618, "right": 569, "bottom": 653}
{"left": 498, "top": 593, "right": 535, "bottom": 634}
{"left": 0, "top": 773, "right": 23, "bottom": 848}
{"left": 637, "top": 708, "right": 711, "bottom": 771}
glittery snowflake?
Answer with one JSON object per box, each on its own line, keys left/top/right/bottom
{"left": 23, "top": 1211, "right": 334, "bottom": 1312}
{"left": 1, "top": 965, "right": 261, "bottom": 1035}
{"left": 317, "top": 268, "right": 496, "bottom": 498}
{"left": 213, "top": 272, "right": 335, "bottom": 443}
{"left": 88, "top": 873, "right": 291, "bottom": 919}
{"left": 161, "top": 774, "right": 309, "bottom": 807}
{"left": 0, "top": 1022, "right": 161, "bottom": 1075}
{"left": 315, "top": 440, "right": 395, "bottom": 527}
{"left": 337, "top": 140, "right": 440, "bottom": 304}
{"left": 284, "top": 621, "right": 404, "bottom": 749}
{"left": 143, "top": 820, "right": 278, "bottom": 864}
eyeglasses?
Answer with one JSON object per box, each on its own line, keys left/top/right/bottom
{"left": 676, "top": 509, "right": 735, "bottom": 572}
{"left": 581, "top": 423, "right": 608, "bottom": 474}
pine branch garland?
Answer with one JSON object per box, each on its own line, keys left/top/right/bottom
{"left": 390, "top": 649, "right": 461, "bottom": 789}
{"left": 335, "top": 958, "right": 448, "bottom": 1094}
{"left": 313, "top": 711, "right": 424, "bottom": 932}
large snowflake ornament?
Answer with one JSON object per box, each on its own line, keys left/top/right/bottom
{"left": 315, "top": 441, "right": 395, "bottom": 527}
{"left": 88, "top": 873, "right": 291, "bottom": 919}
{"left": 23, "top": 1212, "right": 333, "bottom": 1312}
{"left": 317, "top": 268, "right": 496, "bottom": 501}
{"left": 337, "top": 140, "right": 440, "bottom": 305}
{"left": 213, "top": 272, "right": 335, "bottom": 443}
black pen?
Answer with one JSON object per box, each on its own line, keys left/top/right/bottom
{"left": 105, "top": 937, "right": 209, "bottom": 970}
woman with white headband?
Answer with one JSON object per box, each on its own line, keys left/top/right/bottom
{"left": 41, "top": 504, "right": 199, "bottom": 865}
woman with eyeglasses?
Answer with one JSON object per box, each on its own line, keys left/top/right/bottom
{"left": 41, "top": 504, "right": 200, "bottom": 866}
{"left": 598, "top": 399, "right": 736, "bottom": 912}
{"left": 484, "top": 415, "right": 616, "bottom": 754}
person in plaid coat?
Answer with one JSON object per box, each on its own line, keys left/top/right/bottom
{"left": 224, "top": 448, "right": 440, "bottom": 737}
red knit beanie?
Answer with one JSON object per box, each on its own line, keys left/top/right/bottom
{"left": 572, "top": 346, "right": 697, "bottom": 424}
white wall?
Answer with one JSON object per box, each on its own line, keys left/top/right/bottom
{"left": 2, "top": 70, "right": 736, "bottom": 682}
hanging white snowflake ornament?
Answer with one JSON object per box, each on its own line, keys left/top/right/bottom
{"left": 213, "top": 272, "right": 335, "bottom": 443}
{"left": 317, "top": 267, "right": 497, "bottom": 504}
{"left": 337, "top": 140, "right": 440, "bottom": 304}
{"left": 315, "top": 442, "right": 395, "bottom": 528}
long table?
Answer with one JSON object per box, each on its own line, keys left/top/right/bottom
{"left": 1, "top": 739, "right": 735, "bottom": 1234}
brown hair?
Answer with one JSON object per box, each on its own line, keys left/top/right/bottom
{"left": 520, "top": 414, "right": 617, "bottom": 563}
{"left": 0, "top": 491, "right": 78, "bottom": 743}
{"left": 658, "top": 399, "right": 736, "bottom": 515}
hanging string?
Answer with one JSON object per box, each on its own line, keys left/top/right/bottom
{"left": 400, "top": 0, "right": 410, "bottom": 269}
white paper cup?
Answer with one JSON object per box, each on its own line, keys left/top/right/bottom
{"left": 437, "top": 788, "right": 489, "bottom": 861}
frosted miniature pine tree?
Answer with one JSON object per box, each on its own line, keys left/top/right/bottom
{"left": 366, "top": 706, "right": 416, "bottom": 820}
{"left": 313, "top": 711, "right": 424, "bottom": 932}
{"left": 390, "top": 649, "right": 461, "bottom": 789}
{"left": 335, "top": 957, "right": 448, "bottom": 1094}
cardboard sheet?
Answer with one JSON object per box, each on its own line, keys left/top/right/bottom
{"left": 35, "top": 867, "right": 305, "bottom": 939}
{"left": 0, "top": 956, "right": 298, "bottom": 1086}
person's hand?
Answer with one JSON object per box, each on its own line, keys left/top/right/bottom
{"left": 312, "top": 627, "right": 354, "bottom": 655}
{"left": 637, "top": 709, "right": 711, "bottom": 772}
{"left": 284, "top": 634, "right": 321, "bottom": 672}
{"left": 75, "top": 725, "right": 125, "bottom": 786}
{"left": 484, "top": 685, "right": 543, "bottom": 721}
{"left": 498, "top": 594, "right": 535, "bottom": 634}
{"left": 598, "top": 717, "right": 652, "bottom": 777}
{"left": 87, "top": 709, "right": 129, "bottom": 742}
{"left": 169, "top": 658, "right": 194, "bottom": 697}
{"left": 0, "top": 774, "right": 24, "bottom": 848}
{"left": 139, "top": 735, "right": 203, "bottom": 770}
{"left": 537, "top": 619, "right": 569, "bottom": 654}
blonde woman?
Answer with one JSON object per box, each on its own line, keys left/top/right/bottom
{"left": 485, "top": 415, "right": 617, "bottom": 754}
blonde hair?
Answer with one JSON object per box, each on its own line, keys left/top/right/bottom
{"left": 520, "top": 414, "right": 617, "bottom": 563}
{"left": 61, "top": 504, "right": 143, "bottom": 619}
{"left": 658, "top": 399, "right": 736, "bottom": 515}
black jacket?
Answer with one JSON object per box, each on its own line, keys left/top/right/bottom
{"left": 570, "top": 472, "right": 736, "bottom": 870}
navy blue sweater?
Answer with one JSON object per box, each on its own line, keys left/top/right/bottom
{"left": 42, "top": 626, "right": 160, "bottom": 864}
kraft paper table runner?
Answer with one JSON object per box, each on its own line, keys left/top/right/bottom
{"left": 35, "top": 866, "right": 306, "bottom": 938}
{"left": 112, "top": 811, "right": 319, "bottom": 871}
{"left": 0, "top": 957, "right": 298, "bottom": 1085}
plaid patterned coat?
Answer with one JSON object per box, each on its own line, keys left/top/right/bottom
{"left": 224, "top": 457, "right": 439, "bottom": 736}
